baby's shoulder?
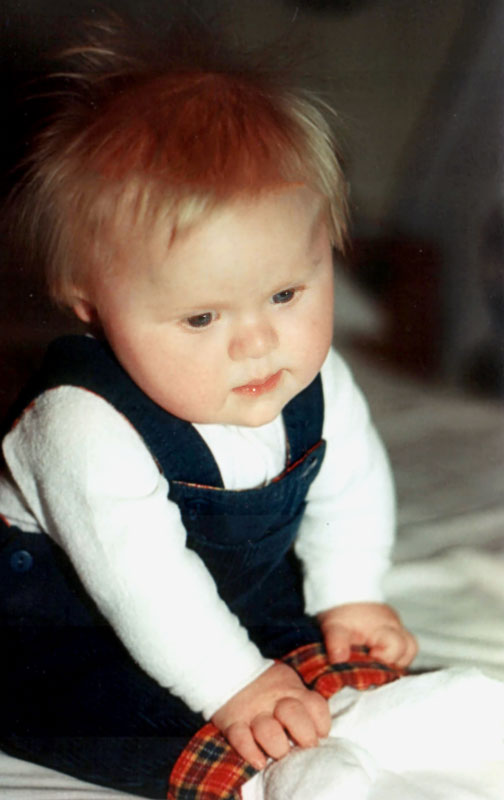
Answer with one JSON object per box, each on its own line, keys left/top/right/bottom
{"left": 319, "top": 348, "right": 370, "bottom": 438}
{"left": 320, "top": 347, "right": 356, "bottom": 402}
{"left": 15, "top": 383, "right": 122, "bottom": 433}
{"left": 6, "top": 385, "right": 158, "bottom": 485}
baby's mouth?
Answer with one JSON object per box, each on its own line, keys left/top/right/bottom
{"left": 232, "top": 370, "right": 283, "bottom": 396}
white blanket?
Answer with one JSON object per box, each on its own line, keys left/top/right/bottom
{"left": 243, "top": 667, "right": 504, "bottom": 800}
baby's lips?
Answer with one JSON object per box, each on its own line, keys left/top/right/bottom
{"left": 232, "top": 370, "right": 282, "bottom": 396}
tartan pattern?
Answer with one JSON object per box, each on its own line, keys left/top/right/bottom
{"left": 283, "top": 641, "right": 405, "bottom": 698}
{"left": 167, "top": 642, "right": 404, "bottom": 800}
{"left": 166, "top": 724, "right": 256, "bottom": 800}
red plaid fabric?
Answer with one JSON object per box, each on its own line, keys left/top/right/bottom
{"left": 166, "top": 724, "right": 256, "bottom": 800}
{"left": 167, "top": 643, "right": 404, "bottom": 800}
{"left": 283, "top": 641, "right": 405, "bottom": 698}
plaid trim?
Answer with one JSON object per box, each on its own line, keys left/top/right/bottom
{"left": 283, "top": 641, "right": 405, "bottom": 698}
{"left": 166, "top": 723, "right": 255, "bottom": 799}
{"left": 167, "top": 643, "right": 404, "bottom": 800}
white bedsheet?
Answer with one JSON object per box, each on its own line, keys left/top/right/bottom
{"left": 1, "top": 351, "right": 503, "bottom": 798}
{"left": 245, "top": 667, "right": 504, "bottom": 800}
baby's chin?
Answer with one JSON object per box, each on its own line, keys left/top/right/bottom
{"left": 180, "top": 376, "right": 308, "bottom": 427}
{"left": 214, "top": 406, "right": 283, "bottom": 429}
{"left": 236, "top": 409, "right": 283, "bottom": 428}
{"left": 201, "top": 399, "right": 286, "bottom": 429}
{"left": 224, "top": 380, "right": 313, "bottom": 428}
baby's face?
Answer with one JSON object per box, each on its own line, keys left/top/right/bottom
{"left": 77, "top": 186, "right": 335, "bottom": 427}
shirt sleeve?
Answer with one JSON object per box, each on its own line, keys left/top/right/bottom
{"left": 294, "top": 348, "right": 396, "bottom": 614}
{"left": 2, "top": 387, "right": 272, "bottom": 719}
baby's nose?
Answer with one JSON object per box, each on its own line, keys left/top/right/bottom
{"left": 228, "top": 319, "right": 278, "bottom": 360}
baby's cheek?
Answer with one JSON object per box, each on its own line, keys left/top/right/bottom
{"left": 298, "top": 323, "right": 332, "bottom": 377}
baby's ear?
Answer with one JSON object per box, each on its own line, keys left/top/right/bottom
{"left": 70, "top": 293, "right": 99, "bottom": 325}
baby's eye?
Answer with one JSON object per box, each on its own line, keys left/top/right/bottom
{"left": 271, "top": 288, "right": 297, "bottom": 304}
{"left": 185, "top": 311, "right": 217, "bottom": 328}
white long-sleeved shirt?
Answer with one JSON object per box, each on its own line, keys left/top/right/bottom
{"left": 0, "top": 347, "right": 394, "bottom": 719}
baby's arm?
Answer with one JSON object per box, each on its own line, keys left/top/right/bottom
{"left": 295, "top": 350, "right": 416, "bottom": 665}
{"left": 2, "top": 387, "right": 272, "bottom": 719}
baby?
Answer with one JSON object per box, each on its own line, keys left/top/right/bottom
{"left": 0, "top": 17, "right": 416, "bottom": 799}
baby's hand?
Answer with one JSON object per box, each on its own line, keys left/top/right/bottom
{"left": 318, "top": 602, "right": 418, "bottom": 667}
{"left": 211, "top": 662, "right": 331, "bottom": 770}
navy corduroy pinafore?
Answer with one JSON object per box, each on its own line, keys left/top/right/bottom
{"left": 0, "top": 335, "right": 327, "bottom": 797}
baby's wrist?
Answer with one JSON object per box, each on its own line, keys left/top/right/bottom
{"left": 203, "top": 658, "right": 274, "bottom": 720}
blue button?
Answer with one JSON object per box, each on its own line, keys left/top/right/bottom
{"left": 10, "top": 550, "right": 34, "bottom": 573}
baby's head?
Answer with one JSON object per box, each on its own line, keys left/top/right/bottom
{"left": 16, "top": 17, "right": 348, "bottom": 426}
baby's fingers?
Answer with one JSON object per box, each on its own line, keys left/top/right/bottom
{"left": 304, "top": 687, "right": 332, "bottom": 738}
{"left": 274, "top": 698, "right": 317, "bottom": 748}
{"left": 369, "top": 625, "right": 418, "bottom": 667}
{"left": 224, "top": 722, "right": 267, "bottom": 770}
{"left": 396, "top": 629, "right": 418, "bottom": 666}
{"left": 224, "top": 715, "right": 294, "bottom": 769}
{"left": 323, "top": 623, "right": 356, "bottom": 663}
{"left": 226, "top": 721, "right": 268, "bottom": 770}
{"left": 252, "top": 713, "right": 291, "bottom": 760}
{"left": 275, "top": 693, "right": 330, "bottom": 747}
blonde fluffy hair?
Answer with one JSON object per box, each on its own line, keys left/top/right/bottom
{"left": 11, "top": 13, "right": 349, "bottom": 309}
